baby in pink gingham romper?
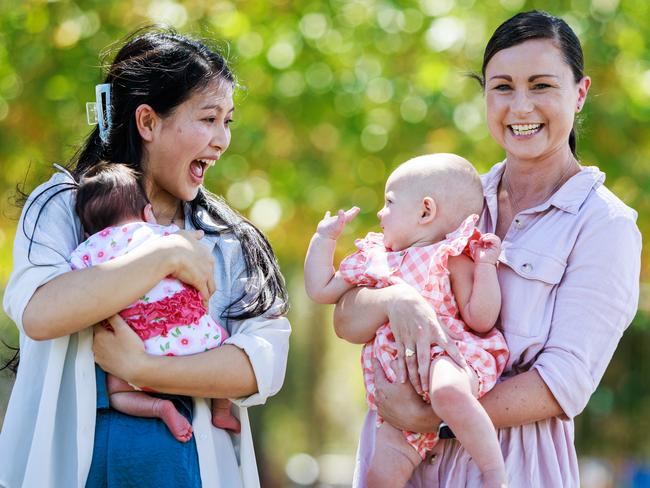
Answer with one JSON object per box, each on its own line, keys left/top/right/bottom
{"left": 305, "top": 154, "right": 509, "bottom": 488}
{"left": 70, "top": 162, "right": 241, "bottom": 443}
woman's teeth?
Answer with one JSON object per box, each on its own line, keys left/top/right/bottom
{"left": 197, "top": 158, "right": 216, "bottom": 167}
{"left": 510, "top": 123, "right": 542, "bottom": 136}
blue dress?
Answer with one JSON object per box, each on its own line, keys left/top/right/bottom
{"left": 85, "top": 366, "right": 202, "bottom": 488}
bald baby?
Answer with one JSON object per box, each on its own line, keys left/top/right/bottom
{"left": 387, "top": 153, "right": 484, "bottom": 230}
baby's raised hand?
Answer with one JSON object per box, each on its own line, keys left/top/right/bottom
{"left": 471, "top": 233, "right": 501, "bottom": 265}
{"left": 316, "top": 207, "right": 360, "bottom": 240}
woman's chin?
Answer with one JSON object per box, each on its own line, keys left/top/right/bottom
{"left": 505, "top": 145, "right": 547, "bottom": 162}
{"left": 503, "top": 137, "right": 551, "bottom": 161}
{"left": 178, "top": 186, "right": 201, "bottom": 203}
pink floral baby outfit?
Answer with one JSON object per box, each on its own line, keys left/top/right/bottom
{"left": 339, "top": 215, "right": 509, "bottom": 458}
{"left": 70, "top": 222, "right": 228, "bottom": 356}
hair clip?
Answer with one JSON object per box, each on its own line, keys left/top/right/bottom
{"left": 86, "top": 83, "right": 112, "bottom": 143}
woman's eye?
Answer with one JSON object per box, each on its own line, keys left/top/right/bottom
{"left": 493, "top": 84, "right": 511, "bottom": 92}
{"left": 204, "top": 117, "right": 216, "bottom": 123}
{"left": 533, "top": 83, "right": 551, "bottom": 90}
{"left": 225, "top": 118, "right": 234, "bottom": 126}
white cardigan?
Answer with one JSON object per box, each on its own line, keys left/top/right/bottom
{"left": 1, "top": 172, "right": 291, "bottom": 488}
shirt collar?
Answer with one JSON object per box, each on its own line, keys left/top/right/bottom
{"left": 481, "top": 160, "right": 606, "bottom": 215}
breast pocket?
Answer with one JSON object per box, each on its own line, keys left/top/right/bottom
{"left": 498, "top": 246, "right": 567, "bottom": 338}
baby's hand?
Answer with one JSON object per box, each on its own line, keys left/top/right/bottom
{"left": 316, "top": 207, "right": 360, "bottom": 240}
{"left": 471, "top": 233, "right": 501, "bottom": 265}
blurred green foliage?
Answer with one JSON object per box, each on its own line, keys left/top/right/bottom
{"left": 0, "top": 0, "right": 648, "bottom": 485}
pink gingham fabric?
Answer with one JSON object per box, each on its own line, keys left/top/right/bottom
{"left": 339, "top": 214, "right": 509, "bottom": 457}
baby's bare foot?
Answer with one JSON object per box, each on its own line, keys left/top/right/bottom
{"left": 212, "top": 410, "right": 241, "bottom": 433}
{"left": 153, "top": 399, "right": 193, "bottom": 442}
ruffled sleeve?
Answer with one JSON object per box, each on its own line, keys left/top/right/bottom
{"left": 339, "top": 232, "right": 389, "bottom": 287}
{"left": 431, "top": 214, "right": 481, "bottom": 275}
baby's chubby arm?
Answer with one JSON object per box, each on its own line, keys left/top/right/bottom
{"left": 448, "top": 233, "right": 502, "bottom": 334}
{"left": 304, "top": 207, "right": 360, "bottom": 304}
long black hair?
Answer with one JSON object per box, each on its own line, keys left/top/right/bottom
{"left": 474, "top": 11, "right": 586, "bottom": 156}
{"left": 21, "top": 27, "right": 288, "bottom": 320}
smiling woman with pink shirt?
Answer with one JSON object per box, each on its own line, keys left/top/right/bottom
{"left": 334, "top": 11, "right": 641, "bottom": 487}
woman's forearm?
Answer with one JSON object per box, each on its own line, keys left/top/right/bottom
{"left": 333, "top": 286, "right": 392, "bottom": 343}
{"left": 23, "top": 244, "right": 174, "bottom": 340}
{"left": 481, "top": 369, "right": 564, "bottom": 429}
{"left": 130, "top": 345, "right": 257, "bottom": 398}
{"left": 378, "top": 368, "right": 563, "bottom": 434}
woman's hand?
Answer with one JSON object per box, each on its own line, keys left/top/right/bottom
{"left": 386, "top": 283, "right": 467, "bottom": 396}
{"left": 161, "top": 230, "right": 216, "bottom": 304}
{"left": 93, "top": 315, "right": 148, "bottom": 384}
{"left": 373, "top": 358, "right": 439, "bottom": 433}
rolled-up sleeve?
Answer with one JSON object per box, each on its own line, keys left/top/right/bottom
{"left": 3, "top": 174, "right": 80, "bottom": 333}
{"left": 226, "top": 309, "right": 291, "bottom": 407}
{"left": 533, "top": 207, "right": 641, "bottom": 419}
{"left": 222, "top": 250, "right": 291, "bottom": 408}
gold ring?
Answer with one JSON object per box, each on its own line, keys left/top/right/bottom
{"left": 405, "top": 347, "right": 415, "bottom": 358}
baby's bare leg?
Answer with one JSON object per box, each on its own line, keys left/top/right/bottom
{"left": 366, "top": 422, "right": 422, "bottom": 488}
{"left": 107, "top": 373, "right": 193, "bottom": 443}
{"left": 429, "top": 357, "right": 507, "bottom": 488}
{"left": 211, "top": 398, "right": 241, "bottom": 433}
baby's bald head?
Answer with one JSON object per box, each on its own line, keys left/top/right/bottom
{"left": 387, "top": 153, "right": 484, "bottom": 229}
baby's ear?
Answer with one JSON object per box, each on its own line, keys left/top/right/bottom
{"left": 419, "top": 196, "right": 437, "bottom": 223}
{"left": 143, "top": 203, "right": 157, "bottom": 224}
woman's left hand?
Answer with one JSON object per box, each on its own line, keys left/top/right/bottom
{"left": 93, "top": 315, "right": 147, "bottom": 383}
{"left": 386, "top": 284, "right": 467, "bottom": 396}
{"left": 373, "top": 357, "right": 439, "bottom": 433}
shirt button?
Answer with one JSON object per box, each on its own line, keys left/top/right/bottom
{"left": 521, "top": 263, "right": 533, "bottom": 273}
{"left": 514, "top": 218, "right": 524, "bottom": 228}
{"left": 430, "top": 453, "right": 437, "bottom": 464}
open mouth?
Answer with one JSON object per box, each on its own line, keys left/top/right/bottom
{"left": 190, "top": 159, "right": 215, "bottom": 179}
{"left": 509, "top": 123, "right": 543, "bottom": 136}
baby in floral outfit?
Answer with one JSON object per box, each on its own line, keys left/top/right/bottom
{"left": 305, "top": 154, "right": 509, "bottom": 488}
{"left": 70, "top": 162, "right": 239, "bottom": 442}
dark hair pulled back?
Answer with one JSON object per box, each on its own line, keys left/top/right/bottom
{"left": 475, "top": 11, "right": 585, "bottom": 156}
{"left": 73, "top": 27, "right": 235, "bottom": 176}
{"left": 23, "top": 27, "right": 288, "bottom": 321}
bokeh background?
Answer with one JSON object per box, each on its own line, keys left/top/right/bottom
{"left": 0, "top": 0, "right": 648, "bottom": 487}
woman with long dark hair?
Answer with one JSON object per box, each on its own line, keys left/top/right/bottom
{"left": 335, "top": 11, "right": 640, "bottom": 487}
{"left": 1, "top": 28, "right": 290, "bottom": 488}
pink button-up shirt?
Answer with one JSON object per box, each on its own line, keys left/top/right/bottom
{"left": 353, "top": 162, "right": 641, "bottom": 488}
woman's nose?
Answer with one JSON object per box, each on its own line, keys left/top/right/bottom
{"left": 210, "top": 126, "right": 230, "bottom": 153}
{"left": 377, "top": 208, "right": 384, "bottom": 220}
{"left": 511, "top": 89, "right": 534, "bottom": 114}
